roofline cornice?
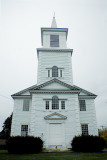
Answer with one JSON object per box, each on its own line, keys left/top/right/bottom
{"left": 79, "top": 95, "right": 97, "bottom": 99}
{"left": 12, "top": 95, "right": 31, "bottom": 99}
{"left": 30, "top": 90, "right": 80, "bottom": 94}
{"left": 37, "top": 48, "right": 73, "bottom": 57}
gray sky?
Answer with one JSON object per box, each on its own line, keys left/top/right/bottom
{"left": 0, "top": 0, "right": 107, "bottom": 131}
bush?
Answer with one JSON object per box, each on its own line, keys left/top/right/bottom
{"left": 6, "top": 136, "right": 43, "bottom": 154}
{"left": 71, "top": 135, "right": 105, "bottom": 152}
{"left": 104, "top": 138, "right": 107, "bottom": 148}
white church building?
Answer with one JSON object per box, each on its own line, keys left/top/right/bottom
{"left": 11, "top": 17, "right": 98, "bottom": 149}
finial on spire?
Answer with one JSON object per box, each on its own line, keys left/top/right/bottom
{"left": 54, "top": 12, "right": 55, "bottom": 18}
{"left": 51, "top": 13, "right": 57, "bottom": 28}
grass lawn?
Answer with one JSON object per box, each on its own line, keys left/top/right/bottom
{"left": 0, "top": 150, "right": 107, "bottom": 160}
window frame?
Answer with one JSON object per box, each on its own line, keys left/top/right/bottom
{"left": 50, "top": 35, "right": 59, "bottom": 47}
{"left": 46, "top": 101, "right": 49, "bottom": 110}
{"left": 79, "top": 100, "right": 86, "bottom": 111}
{"left": 81, "top": 124, "right": 88, "bottom": 136}
{"left": 52, "top": 96, "right": 59, "bottom": 110}
{"left": 52, "top": 66, "right": 58, "bottom": 77}
{"left": 60, "top": 70, "right": 62, "bottom": 77}
{"left": 21, "top": 125, "right": 28, "bottom": 136}
{"left": 23, "top": 99, "right": 30, "bottom": 111}
{"left": 61, "top": 101, "right": 65, "bottom": 109}
{"left": 48, "top": 70, "right": 50, "bottom": 77}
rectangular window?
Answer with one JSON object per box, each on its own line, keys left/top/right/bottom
{"left": 60, "top": 70, "right": 62, "bottom": 77}
{"left": 21, "top": 125, "right": 28, "bottom": 136}
{"left": 50, "top": 35, "right": 59, "bottom": 47}
{"left": 46, "top": 101, "right": 49, "bottom": 110}
{"left": 23, "top": 99, "right": 29, "bottom": 111}
{"left": 61, "top": 101, "right": 65, "bottom": 109}
{"left": 52, "top": 97, "right": 59, "bottom": 109}
{"left": 81, "top": 124, "right": 88, "bottom": 136}
{"left": 48, "top": 70, "right": 50, "bottom": 77}
{"left": 79, "top": 100, "right": 86, "bottom": 111}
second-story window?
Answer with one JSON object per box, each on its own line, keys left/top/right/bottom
{"left": 61, "top": 101, "right": 65, "bottom": 109}
{"left": 23, "top": 99, "right": 29, "bottom": 111}
{"left": 79, "top": 100, "right": 86, "bottom": 111}
{"left": 46, "top": 101, "right": 49, "bottom": 110}
{"left": 52, "top": 66, "right": 58, "bottom": 77}
{"left": 50, "top": 35, "right": 59, "bottom": 47}
{"left": 52, "top": 96, "right": 59, "bottom": 109}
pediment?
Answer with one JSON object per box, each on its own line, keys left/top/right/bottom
{"left": 44, "top": 112, "right": 67, "bottom": 120}
{"left": 32, "top": 78, "right": 79, "bottom": 91}
{"left": 41, "top": 82, "right": 70, "bottom": 90}
{"left": 21, "top": 91, "right": 30, "bottom": 95}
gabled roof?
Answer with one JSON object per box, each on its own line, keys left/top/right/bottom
{"left": 73, "top": 85, "right": 97, "bottom": 96}
{"left": 11, "top": 84, "right": 37, "bottom": 96}
{"left": 44, "top": 112, "right": 67, "bottom": 120}
{"left": 31, "top": 78, "right": 79, "bottom": 91}
{"left": 11, "top": 78, "right": 97, "bottom": 98}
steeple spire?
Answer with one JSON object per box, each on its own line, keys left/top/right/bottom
{"left": 51, "top": 14, "right": 57, "bottom": 28}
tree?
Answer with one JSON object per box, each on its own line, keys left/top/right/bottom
{"left": 0, "top": 113, "right": 12, "bottom": 139}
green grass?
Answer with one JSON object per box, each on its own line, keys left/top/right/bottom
{"left": 0, "top": 150, "right": 107, "bottom": 160}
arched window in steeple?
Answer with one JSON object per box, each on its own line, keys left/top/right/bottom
{"left": 52, "top": 96, "right": 59, "bottom": 109}
{"left": 52, "top": 66, "right": 58, "bottom": 77}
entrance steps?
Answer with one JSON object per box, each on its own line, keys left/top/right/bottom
{"left": 42, "top": 146, "right": 71, "bottom": 152}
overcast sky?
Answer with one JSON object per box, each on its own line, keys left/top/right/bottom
{"left": 0, "top": 0, "right": 107, "bottom": 131}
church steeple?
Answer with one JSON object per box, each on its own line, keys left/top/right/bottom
{"left": 51, "top": 14, "right": 57, "bottom": 28}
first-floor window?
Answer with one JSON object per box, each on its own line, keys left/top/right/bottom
{"left": 81, "top": 124, "right": 88, "bottom": 136}
{"left": 79, "top": 100, "right": 86, "bottom": 111}
{"left": 46, "top": 101, "right": 49, "bottom": 110}
{"left": 61, "top": 101, "right": 65, "bottom": 109}
{"left": 21, "top": 125, "right": 28, "bottom": 136}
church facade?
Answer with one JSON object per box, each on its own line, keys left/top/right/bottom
{"left": 11, "top": 17, "right": 98, "bottom": 149}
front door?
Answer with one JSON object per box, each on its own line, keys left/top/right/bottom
{"left": 49, "top": 123, "right": 63, "bottom": 147}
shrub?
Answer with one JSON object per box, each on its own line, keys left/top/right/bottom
{"left": 6, "top": 136, "right": 43, "bottom": 154}
{"left": 71, "top": 135, "right": 105, "bottom": 152}
{"left": 104, "top": 138, "right": 107, "bottom": 148}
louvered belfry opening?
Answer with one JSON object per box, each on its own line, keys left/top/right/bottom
{"left": 50, "top": 35, "right": 59, "bottom": 47}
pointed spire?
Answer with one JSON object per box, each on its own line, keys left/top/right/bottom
{"left": 51, "top": 13, "right": 57, "bottom": 28}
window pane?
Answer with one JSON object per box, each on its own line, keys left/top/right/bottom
{"left": 23, "top": 99, "right": 29, "bottom": 111}
{"left": 61, "top": 101, "right": 65, "bottom": 109}
{"left": 48, "top": 70, "right": 50, "bottom": 77}
{"left": 50, "top": 35, "right": 59, "bottom": 47}
{"left": 79, "top": 100, "right": 86, "bottom": 111}
{"left": 81, "top": 124, "right": 88, "bottom": 136}
{"left": 21, "top": 125, "right": 28, "bottom": 136}
{"left": 52, "top": 66, "right": 58, "bottom": 77}
{"left": 46, "top": 101, "right": 49, "bottom": 110}
{"left": 52, "top": 96, "right": 59, "bottom": 109}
